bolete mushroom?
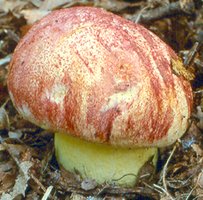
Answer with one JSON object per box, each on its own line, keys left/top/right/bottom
{"left": 7, "top": 7, "right": 193, "bottom": 186}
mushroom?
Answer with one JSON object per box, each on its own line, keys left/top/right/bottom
{"left": 7, "top": 7, "right": 193, "bottom": 186}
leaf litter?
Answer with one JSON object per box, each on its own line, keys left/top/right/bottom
{"left": 0, "top": 0, "right": 203, "bottom": 199}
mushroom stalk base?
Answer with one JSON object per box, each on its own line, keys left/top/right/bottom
{"left": 55, "top": 132, "right": 158, "bottom": 187}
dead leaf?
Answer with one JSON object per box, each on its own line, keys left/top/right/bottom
{"left": 171, "top": 58, "right": 195, "bottom": 81}
{"left": 20, "top": 24, "right": 32, "bottom": 36}
{"left": 147, "top": 0, "right": 169, "bottom": 8}
{"left": 0, "top": 161, "right": 13, "bottom": 172}
{"left": 68, "top": 193, "right": 87, "bottom": 200}
{"left": 0, "top": 144, "right": 6, "bottom": 151}
{"left": 4, "top": 144, "right": 25, "bottom": 159}
{"left": 198, "top": 171, "right": 203, "bottom": 188}
{"left": 20, "top": 9, "right": 50, "bottom": 25}
{"left": 160, "top": 196, "right": 172, "bottom": 200}
{"left": 8, "top": 131, "right": 23, "bottom": 140}
{"left": 0, "top": 172, "right": 16, "bottom": 195}
{"left": 196, "top": 106, "right": 203, "bottom": 130}
{"left": 180, "top": 0, "right": 195, "bottom": 13}
{"left": 0, "top": 106, "right": 10, "bottom": 130}
{"left": 29, "top": 0, "right": 42, "bottom": 8}
{"left": 1, "top": 161, "right": 33, "bottom": 199}
{"left": 0, "top": 0, "right": 27, "bottom": 13}
{"left": 0, "top": 149, "right": 17, "bottom": 196}
{"left": 94, "top": 0, "right": 143, "bottom": 12}
{"left": 191, "top": 144, "right": 203, "bottom": 157}
{"left": 39, "top": 0, "right": 72, "bottom": 10}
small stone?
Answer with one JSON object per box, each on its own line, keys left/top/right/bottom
{"left": 81, "top": 178, "right": 97, "bottom": 191}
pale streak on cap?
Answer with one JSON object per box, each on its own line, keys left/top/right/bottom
{"left": 7, "top": 7, "right": 193, "bottom": 147}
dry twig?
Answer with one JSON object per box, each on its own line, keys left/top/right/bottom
{"left": 41, "top": 185, "right": 54, "bottom": 200}
{"left": 162, "top": 145, "right": 177, "bottom": 200}
{"left": 184, "top": 42, "right": 200, "bottom": 67}
{"left": 128, "top": 1, "right": 195, "bottom": 24}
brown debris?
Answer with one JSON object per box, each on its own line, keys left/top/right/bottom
{"left": 171, "top": 58, "right": 195, "bottom": 81}
{"left": 127, "top": 0, "right": 196, "bottom": 24}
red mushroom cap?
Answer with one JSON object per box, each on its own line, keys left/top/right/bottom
{"left": 7, "top": 7, "right": 193, "bottom": 147}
